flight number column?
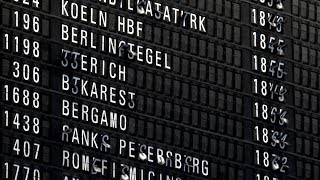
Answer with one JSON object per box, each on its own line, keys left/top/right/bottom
{"left": 0, "top": 0, "right": 51, "bottom": 179}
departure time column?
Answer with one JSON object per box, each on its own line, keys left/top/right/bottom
{"left": 248, "top": 0, "right": 291, "bottom": 179}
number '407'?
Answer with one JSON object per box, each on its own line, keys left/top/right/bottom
{"left": 13, "top": 139, "right": 40, "bottom": 160}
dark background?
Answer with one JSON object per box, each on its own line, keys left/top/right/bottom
{"left": 0, "top": 0, "right": 320, "bottom": 179}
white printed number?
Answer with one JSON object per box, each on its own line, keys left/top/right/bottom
{"left": 256, "top": 174, "right": 278, "bottom": 180}
{"left": 3, "top": 110, "right": 40, "bottom": 134}
{"left": 13, "top": 11, "right": 40, "bottom": 33}
{"left": 255, "top": 150, "right": 289, "bottom": 173}
{"left": 253, "top": 79, "right": 287, "bottom": 102}
{"left": 253, "top": 0, "right": 284, "bottom": 10}
{"left": 251, "top": 9, "right": 284, "bottom": 33}
{"left": 13, "top": 0, "right": 40, "bottom": 8}
{"left": 254, "top": 126, "right": 289, "bottom": 149}
{"left": 252, "top": 32, "right": 285, "bottom": 55}
{"left": 13, "top": 139, "right": 40, "bottom": 160}
{"left": 3, "top": 34, "right": 40, "bottom": 58}
{"left": 3, "top": 162, "right": 40, "bottom": 180}
{"left": 3, "top": 85, "right": 40, "bottom": 109}
{"left": 253, "top": 55, "right": 286, "bottom": 79}
{"left": 12, "top": 61, "right": 40, "bottom": 83}
{"left": 253, "top": 102, "right": 288, "bottom": 126}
